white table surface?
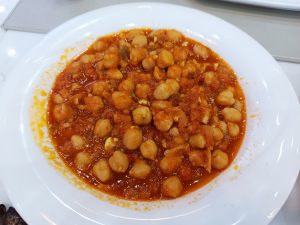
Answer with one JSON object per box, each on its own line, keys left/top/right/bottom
{"left": 0, "top": 0, "right": 299, "bottom": 224}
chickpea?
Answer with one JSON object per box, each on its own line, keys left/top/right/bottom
{"left": 161, "top": 139, "right": 167, "bottom": 148}
{"left": 212, "top": 127, "right": 224, "bottom": 141}
{"left": 108, "top": 150, "right": 129, "bottom": 173}
{"left": 94, "top": 119, "right": 112, "bottom": 137}
{"left": 72, "top": 83, "right": 80, "bottom": 91}
{"left": 129, "top": 160, "right": 151, "bottom": 179}
{"left": 72, "top": 83, "right": 81, "bottom": 92}
{"left": 103, "top": 52, "right": 119, "bottom": 69}
{"left": 153, "top": 83, "right": 170, "bottom": 100}
{"left": 118, "top": 79, "right": 135, "bottom": 93}
{"left": 140, "top": 139, "right": 158, "bottom": 160}
{"left": 227, "top": 86, "right": 235, "bottom": 93}
{"left": 95, "top": 60, "right": 104, "bottom": 71}
{"left": 112, "top": 91, "right": 133, "bottom": 109}
{"left": 52, "top": 93, "right": 64, "bottom": 104}
{"left": 162, "top": 176, "right": 183, "bottom": 198}
{"left": 93, "top": 159, "right": 112, "bottom": 182}
{"left": 153, "top": 79, "right": 179, "bottom": 100}
{"left": 126, "top": 29, "right": 144, "bottom": 40}
{"left": 151, "top": 100, "right": 172, "bottom": 110}
{"left": 80, "top": 54, "right": 95, "bottom": 64}
{"left": 92, "top": 40, "right": 107, "bottom": 52}
{"left": 136, "top": 73, "right": 151, "bottom": 82}
{"left": 165, "top": 79, "right": 180, "bottom": 95}
{"left": 228, "top": 122, "right": 240, "bottom": 137}
{"left": 104, "top": 137, "right": 118, "bottom": 151}
{"left": 163, "top": 41, "right": 173, "bottom": 48}
{"left": 188, "top": 150, "right": 208, "bottom": 167}
{"left": 149, "top": 29, "right": 165, "bottom": 40}
{"left": 212, "top": 150, "right": 228, "bottom": 170}
{"left": 169, "top": 127, "right": 179, "bottom": 136}
{"left": 204, "top": 71, "right": 215, "bottom": 86}
{"left": 234, "top": 99, "right": 243, "bottom": 112}
{"left": 84, "top": 96, "right": 104, "bottom": 112}
{"left": 138, "top": 99, "right": 150, "bottom": 106}
{"left": 193, "top": 44, "right": 209, "bottom": 59}
{"left": 157, "top": 49, "right": 174, "bottom": 68}
{"left": 189, "top": 134, "right": 206, "bottom": 148}
{"left": 164, "top": 145, "right": 185, "bottom": 157}
{"left": 142, "top": 56, "right": 155, "bottom": 71}
{"left": 173, "top": 46, "right": 188, "bottom": 62}
{"left": 71, "top": 93, "right": 84, "bottom": 105}
{"left": 154, "top": 111, "right": 173, "bottom": 132}
{"left": 218, "top": 121, "right": 228, "bottom": 134}
{"left": 130, "top": 47, "right": 147, "bottom": 66}
{"left": 132, "top": 106, "right": 152, "bottom": 125}
{"left": 70, "top": 135, "right": 85, "bottom": 150}
{"left": 71, "top": 73, "right": 80, "bottom": 80}
{"left": 123, "top": 126, "right": 143, "bottom": 150}
{"left": 153, "top": 66, "right": 166, "bottom": 81}
{"left": 217, "top": 89, "right": 235, "bottom": 106}
{"left": 212, "top": 115, "right": 220, "bottom": 123}
{"left": 173, "top": 136, "right": 185, "bottom": 146}
{"left": 71, "top": 84, "right": 81, "bottom": 91}
{"left": 198, "top": 96, "right": 208, "bottom": 106}
{"left": 167, "top": 64, "right": 182, "bottom": 79}
{"left": 106, "top": 69, "right": 123, "bottom": 80}
{"left": 92, "top": 81, "right": 107, "bottom": 96}
{"left": 71, "top": 82, "right": 80, "bottom": 92}
{"left": 132, "top": 35, "right": 148, "bottom": 47}
{"left": 75, "top": 152, "right": 92, "bottom": 170}
{"left": 166, "top": 29, "right": 183, "bottom": 42}
{"left": 221, "top": 107, "right": 242, "bottom": 123}
{"left": 95, "top": 52, "right": 104, "bottom": 61}
{"left": 168, "top": 107, "right": 187, "bottom": 124}
{"left": 201, "top": 108, "right": 211, "bottom": 124}
{"left": 53, "top": 103, "right": 73, "bottom": 122}
{"left": 135, "top": 83, "right": 151, "bottom": 99}
{"left": 66, "top": 61, "right": 80, "bottom": 74}
{"left": 160, "top": 156, "right": 182, "bottom": 174}
{"left": 182, "top": 61, "right": 197, "bottom": 76}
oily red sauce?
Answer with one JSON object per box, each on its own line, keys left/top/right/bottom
{"left": 47, "top": 29, "right": 246, "bottom": 200}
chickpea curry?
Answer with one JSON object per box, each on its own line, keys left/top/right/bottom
{"left": 48, "top": 29, "right": 246, "bottom": 200}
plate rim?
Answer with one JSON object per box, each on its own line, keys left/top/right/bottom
{"left": 0, "top": 2, "right": 299, "bottom": 225}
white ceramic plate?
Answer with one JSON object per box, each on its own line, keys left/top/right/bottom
{"left": 221, "top": 0, "right": 300, "bottom": 11}
{"left": 0, "top": 2, "right": 299, "bottom": 225}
